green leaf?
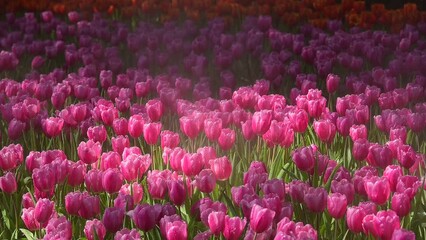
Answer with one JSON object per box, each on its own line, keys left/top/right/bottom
{"left": 1, "top": 209, "right": 11, "bottom": 230}
{"left": 19, "top": 229, "right": 35, "bottom": 240}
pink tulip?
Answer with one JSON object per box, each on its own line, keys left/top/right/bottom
{"left": 34, "top": 198, "right": 55, "bottom": 224}
{"left": 42, "top": 117, "right": 64, "bottom": 138}
{"left": 179, "top": 116, "right": 202, "bottom": 139}
{"left": 143, "top": 122, "right": 162, "bottom": 145}
{"left": 252, "top": 110, "right": 273, "bottom": 135}
{"left": 65, "top": 191, "right": 82, "bottom": 216}
{"left": 85, "top": 169, "right": 104, "bottom": 193}
{"left": 45, "top": 216, "right": 72, "bottom": 240}
{"left": 102, "top": 168, "right": 124, "bottom": 194}
{"left": 313, "top": 119, "right": 336, "bottom": 144}
{"left": 327, "top": 193, "right": 347, "bottom": 219}
{"left": 304, "top": 187, "right": 328, "bottom": 213}
{"left": 373, "top": 210, "right": 401, "bottom": 240}
{"left": 161, "top": 130, "right": 180, "bottom": 149}
{"left": 349, "top": 124, "right": 368, "bottom": 141}
{"left": 0, "top": 172, "right": 17, "bottom": 194}
{"left": 114, "top": 228, "right": 141, "bottom": 240}
{"left": 103, "top": 207, "right": 125, "bottom": 233}
{"left": 84, "top": 219, "right": 106, "bottom": 240}
{"left": 78, "top": 140, "right": 102, "bottom": 165}
{"left": 21, "top": 207, "right": 41, "bottom": 231}
{"left": 204, "top": 118, "right": 222, "bottom": 141}
{"left": 0, "top": 144, "right": 24, "bottom": 171}
{"left": 346, "top": 206, "right": 366, "bottom": 233}
{"left": 78, "top": 193, "right": 101, "bottom": 219}
{"left": 364, "top": 176, "right": 391, "bottom": 205}
{"left": 218, "top": 128, "right": 236, "bottom": 151}
{"left": 87, "top": 125, "right": 107, "bottom": 143}
{"left": 249, "top": 204, "right": 275, "bottom": 233}
{"left": 111, "top": 135, "right": 130, "bottom": 155}
{"left": 128, "top": 114, "right": 145, "bottom": 138}
{"left": 326, "top": 73, "right": 340, "bottom": 93}
{"left": 209, "top": 157, "right": 232, "bottom": 181}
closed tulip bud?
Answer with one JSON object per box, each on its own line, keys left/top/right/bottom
{"left": 252, "top": 110, "right": 273, "bottom": 135}
{"left": 22, "top": 192, "right": 35, "bottom": 208}
{"left": 179, "top": 116, "right": 202, "bottom": 139}
{"left": 128, "top": 114, "right": 145, "bottom": 138}
{"left": 145, "top": 99, "right": 164, "bottom": 122}
{"left": 165, "top": 220, "right": 188, "bottom": 240}
{"left": 111, "top": 135, "right": 130, "bottom": 155}
{"left": 21, "top": 207, "right": 41, "bottom": 231}
{"left": 367, "top": 144, "right": 393, "bottom": 169}
{"left": 327, "top": 193, "right": 347, "bottom": 219}
{"left": 209, "top": 156, "right": 232, "bottom": 181}
{"left": 204, "top": 118, "right": 222, "bottom": 141}
{"left": 161, "top": 130, "right": 180, "bottom": 149}
{"left": 373, "top": 210, "right": 401, "bottom": 240}
{"left": 143, "top": 122, "right": 162, "bottom": 145}
{"left": 0, "top": 143, "right": 24, "bottom": 171}
{"left": 336, "top": 116, "right": 354, "bottom": 137}
{"left": 84, "top": 219, "right": 106, "bottom": 240}
{"left": 250, "top": 204, "right": 275, "bottom": 233}
{"left": 364, "top": 176, "right": 391, "bottom": 205}
{"left": 79, "top": 193, "right": 101, "bottom": 219}
{"left": 383, "top": 165, "right": 403, "bottom": 192}
{"left": 32, "top": 166, "right": 55, "bottom": 193}
{"left": 292, "top": 146, "right": 315, "bottom": 173}
{"left": 168, "top": 179, "right": 186, "bottom": 206}
{"left": 87, "top": 125, "right": 107, "bottom": 143}
{"left": 346, "top": 206, "right": 366, "bottom": 233}
{"left": 85, "top": 169, "right": 104, "bottom": 193}
{"left": 307, "top": 98, "right": 327, "bottom": 118}
{"left": 42, "top": 117, "right": 64, "bottom": 138}
{"left": 397, "top": 145, "right": 417, "bottom": 169}
{"left": 352, "top": 138, "right": 370, "bottom": 161}
{"left": 102, "top": 168, "right": 123, "bottom": 194}
{"left": 34, "top": 198, "right": 55, "bottom": 224}
{"left": 223, "top": 216, "right": 246, "bottom": 240}
{"left": 78, "top": 140, "right": 102, "bottom": 164}
{"left": 132, "top": 204, "right": 157, "bottom": 232}
{"left": 288, "top": 108, "right": 309, "bottom": 133}
{"left": 313, "top": 119, "right": 336, "bottom": 144}
{"left": 326, "top": 74, "right": 340, "bottom": 93}
{"left": 0, "top": 172, "right": 17, "bottom": 194}
{"left": 218, "top": 128, "right": 236, "bottom": 151}
{"left": 112, "top": 118, "right": 128, "bottom": 136}
{"left": 65, "top": 192, "right": 82, "bottom": 216}
{"left": 349, "top": 124, "right": 368, "bottom": 141}
{"left": 208, "top": 211, "right": 226, "bottom": 235}
{"left": 103, "top": 207, "right": 125, "bottom": 233}
{"left": 391, "top": 193, "right": 411, "bottom": 217}
{"left": 147, "top": 170, "right": 169, "bottom": 199}
{"left": 67, "top": 161, "right": 86, "bottom": 187}
{"left": 182, "top": 153, "right": 203, "bottom": 177}
{"left": 241, "top": 119, "right": 256, "bottom": 141}
{"left": 194, "top": 169, "right": 216, "bottom": 193}
{"left": 100, "top": 151, "right": 121, "bottom": 170}
{"left": 304, "top": 187, "right": 328, "bottom": 213}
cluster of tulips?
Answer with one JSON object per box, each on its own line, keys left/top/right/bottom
{"left": 0, "top": 7, "right": 425, "bottom": 240}
{"left": 3, "top": 1, "right": 426, "bottom": 30}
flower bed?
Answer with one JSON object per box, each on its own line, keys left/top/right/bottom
{"left": 0, "top": 8, "right": 425, "bottom": 240}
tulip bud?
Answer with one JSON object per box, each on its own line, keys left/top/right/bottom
{"left": 249, "top": 204, "right": 275, "bottom": 233}
{"left": 84, "top": 219, "right": 106, "bottom": 240}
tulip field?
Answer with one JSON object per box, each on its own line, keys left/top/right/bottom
{"left": 0, "top": 1, "right": 426, "bottom": 240}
